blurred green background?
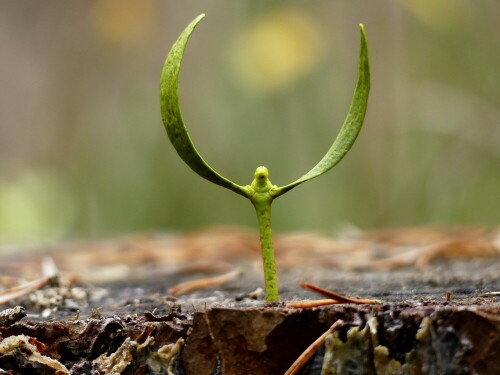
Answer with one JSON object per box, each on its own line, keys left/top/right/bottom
{"left": 0, "top": 0, "right": 499, "bottom": 244}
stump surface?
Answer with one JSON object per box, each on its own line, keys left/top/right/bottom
{"left": 0, "top": 227, "right": 498, "bottom": 374}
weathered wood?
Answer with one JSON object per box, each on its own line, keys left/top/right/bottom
{"left": 0, "top": 304, "right": 499, "bottom": 374}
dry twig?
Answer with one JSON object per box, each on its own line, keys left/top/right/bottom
{"left": 0, "top": 277, "right": 51, "bottom": 305}
{"left": 286, "top": 282, "right": 381, "bottom": 308}
{"left": 168, "top": 268, "right": 241, "bottom": 297}
{"left": 287, "top": 299, "right": 343, "bottom": 308}
{"left": 483, "top": 292, "right": 500, "bottom": 296}
{"left": 300, "top": 282, "right": 377, "bottom": 303}
{"left": 284, "top": 320, "right": 344, "bottom": 375}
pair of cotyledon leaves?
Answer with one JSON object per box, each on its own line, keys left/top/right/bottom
{"left": 160, "top": 14, "right": 370, "bottom": 199}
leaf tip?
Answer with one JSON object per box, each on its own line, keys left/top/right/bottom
{"left": 359, "top": 24, "right": 367, "bottom": 38}
{"left": 358, "top": 24, "right": 369, "bottom": 58}
{"left": 190, "top": 14, "right": 206, "bottom": 29}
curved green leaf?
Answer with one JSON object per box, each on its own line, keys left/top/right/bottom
{"left": 160, "top": 14, "right": 250, "bottom": 198}
{"left": 273, "top": 24, "right": 370, "bottom": 197}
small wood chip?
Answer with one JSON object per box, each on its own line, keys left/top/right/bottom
{"left": 284, "top": 320, "right": 344, "bottom": 375}
{"left": 286, "top": 299, "right": 342, "bottom": 308}
{"left": 0, "top": 306, "right": 26, "bottom": 325}
{"left": 67, "top": 310, "right": 80, "bottom": 322}
{"left": 446, "top": 291, "right": 453, "bottom": 302}
{"left": 168, "top": 268, "right": 241, "bottom": 297}
{"left": 483, "top": 292, "right": 500, "bottom": 296}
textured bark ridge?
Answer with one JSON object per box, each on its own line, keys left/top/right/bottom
{"left": 0, "top": 304, "right": 498, "bottom": 375}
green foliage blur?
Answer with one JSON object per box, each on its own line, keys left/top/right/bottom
{"left": 0, "top": 0, "right": 498, "bottom": 244}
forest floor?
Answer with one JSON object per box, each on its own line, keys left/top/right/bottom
{"left": 0, "top": 226, "right": 499, "bottom": 374}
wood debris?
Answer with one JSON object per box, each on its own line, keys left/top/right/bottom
{"left": 0, "top": 335, "right": 69, "bottom": 374}
{"left": 1, "top": 226, "right": 498, "bottom": 285}
{"left": 0, "top": 306, "right": 26, "bottom": 326}
{"left": 94, "top": 336, "right": 184, "bottom": 374}
{"left": 365, "top": 227, "right": 500, "bottom": 270}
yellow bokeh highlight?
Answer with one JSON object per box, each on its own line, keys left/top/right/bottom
{"left": 395, "top": 0, "right": 470, "bottom": 30}
{"left": 90, "top": 0, "right": 155, "bottom": 46}
{"left": 230, "top": 8, "right": 326, "bottom": 93}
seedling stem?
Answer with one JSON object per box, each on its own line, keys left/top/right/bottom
{"left": 160, "top": 14, "right": 370, "bottom": 302}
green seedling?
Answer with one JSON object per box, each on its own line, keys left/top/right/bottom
{"left": 160, "top": 14, "right": 370, "bottom": 302}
